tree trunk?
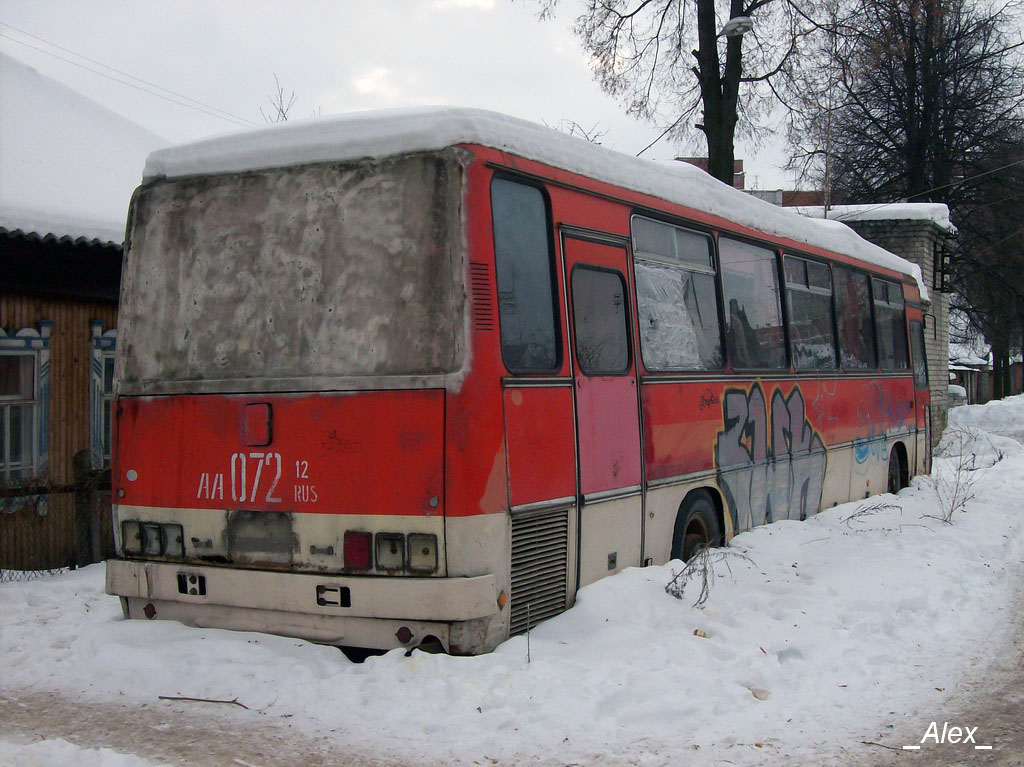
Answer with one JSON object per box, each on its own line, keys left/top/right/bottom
{"left": 696, "top": 0, "right": 743, "bottom": 186}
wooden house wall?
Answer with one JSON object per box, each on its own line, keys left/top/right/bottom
{"left": 1, "top": 292, "right": 117, "bottom": 570}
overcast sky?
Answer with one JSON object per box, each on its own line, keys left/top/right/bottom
{"left": 0, "top": 0, "right": 795, "bottom": 189}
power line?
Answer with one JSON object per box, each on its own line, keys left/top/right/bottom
{"left": 0, "top": 24, "right": 258, "bottom": 129}
{"left": 0, "top": 21, "right": 255, "bottom": 125}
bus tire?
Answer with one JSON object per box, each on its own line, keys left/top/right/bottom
{"left": 887, "top": 444, "right": 907, "bottom": 494}
{"left": 671, "top": 490, "right": 722, "bottom": 562}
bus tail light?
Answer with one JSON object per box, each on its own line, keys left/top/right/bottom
{"left": 141, "top": 523, "right": 163, "bottom": 556}
{"left": 375, "top": 533, "right": 405, "bottom": 570}
{"left": 163, "top": 525, "right": 185, "bottom": 558}
{"left": 122, "top": 520, "right": 142, "bottom": 555}
{"left": 408, "top": 533, "right": 438, "bottom": 573}
{"left": 121, "top": 521, "right": 184, "bottom": 559}
{"left": 344, "top": 531, "right": 372, "bottom": 570}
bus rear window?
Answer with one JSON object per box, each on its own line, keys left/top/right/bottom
{"left": 120, "top": 152, "right": 466, "bottom": 390}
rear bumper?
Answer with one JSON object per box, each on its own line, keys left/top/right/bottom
{"left": 106, "top": 559, "right": 499, "bottom": 650}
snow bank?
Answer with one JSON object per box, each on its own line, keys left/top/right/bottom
{"left": 0, "top": 52, "right": 167, "bottom": 245}
{"left": 949, "top": 393, "right": 1024, "bottom": 435}
{"left": 143, "top": 107, "right": 925, "bottom": 296}
{"left": 3, "top": 399, "right": 1023, "bottom": 765}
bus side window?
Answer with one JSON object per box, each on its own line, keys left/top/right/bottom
{"left": 873, "top": 278, "right": 910, "bottom": 370}
{"left": 910, "top": 319, "right": 928, "bottom": 387}
{"left": 631, "top": 216, "right": 723, "bottom": 371}
{"left": 490, "top": 178, "right": 561, "bottom": 373}
{"left": 784, "top": 255, "right": 838, "bottom": 371}
{"left": 833, "top": 266, "right": 877, "bottom": 370}
{"left": 719, "top": 237, "right": 787, "bottom": 371}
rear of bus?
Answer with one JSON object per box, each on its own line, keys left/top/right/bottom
{"left": 106, "top": 147, "right": 506, "bottom": 654}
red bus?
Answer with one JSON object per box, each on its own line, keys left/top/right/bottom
{"left": 106, "top": 107, "right": 931, "bottom": 654}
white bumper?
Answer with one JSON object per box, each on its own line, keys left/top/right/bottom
{"left": 106, "top": 559, "right": 499, "bottom": 651}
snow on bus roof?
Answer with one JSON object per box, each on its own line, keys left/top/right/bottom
{"left": 143, "top": 106, "right": 926, "bottom": 296}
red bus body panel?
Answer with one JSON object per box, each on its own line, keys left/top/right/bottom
{"left": 116, "top": 390, "right": 445, "bottom": 517}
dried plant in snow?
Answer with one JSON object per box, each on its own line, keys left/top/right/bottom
{"left": 665, "top": 547, "right": 752, "bottom": 608}
{"left": 841, "top": 500, "right": 902, "bottom": 529}
{"left": 923, "top": 429, "right": 980, "bottom": 524}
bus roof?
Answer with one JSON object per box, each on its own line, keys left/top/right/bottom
{"left": 142, "top": 106, "right": 926, "bottom": 298}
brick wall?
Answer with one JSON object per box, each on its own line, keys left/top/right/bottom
{"left": 843, "top": 219, "right": 953, "bottom": 447}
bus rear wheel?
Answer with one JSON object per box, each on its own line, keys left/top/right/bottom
{"left": 671, "top": 491, "right": 722, "bottom": 562}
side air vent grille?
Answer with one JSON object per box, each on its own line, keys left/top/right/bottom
{"left": 469, "top": 261, "right": 495, "bottom": 331}
{"left": 510, "top": 506, "right": 569, "bottom": 635}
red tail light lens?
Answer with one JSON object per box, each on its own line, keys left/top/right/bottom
{"left": 343, "top": 531, "right": 372, "bottom": 570}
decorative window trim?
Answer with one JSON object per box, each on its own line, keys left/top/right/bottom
{"left": 90, "top": 321, "right": 117, "bottom": 470}
{"left": 0, "top": 322, "right": 51, "bottom": 515}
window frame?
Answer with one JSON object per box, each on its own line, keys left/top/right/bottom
{"left": 490, "top": 174, "right": 563, "bottom": 376}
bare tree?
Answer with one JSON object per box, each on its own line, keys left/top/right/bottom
{"left": 544, "top": 118, "right": 610, "bottom": 144}
{"left": 950, "top": 137, "right": 1024, "bottom": 397}
{"left": 261, "top": 74, "right": 297, "bottom": 124}
{"left": 789, "top": 0, "right": 1024, "bottom": 389}
{"left": 788, "top": 0, "right": 1024, "bottom": 207}
{"left": 541, "top": 0, "right": 822, "bottom": 184}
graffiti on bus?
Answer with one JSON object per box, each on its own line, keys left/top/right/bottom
{"left": 858, "top": 379, "right": 914, "bottom": 428}
{"left": 714, "top": 382, "right": 828, "bottom": 531}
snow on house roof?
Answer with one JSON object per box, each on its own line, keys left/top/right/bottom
{"left": 949, "top": 341, "right": 990, "bottom": 367}
{"left": 143, "top": 106, "right": 926, "bottom": 296}
{"left": 0, "top": 52, "right": 168, "bottom": 247}
{"left": 792, "top": 202, "right": 955, "bottom": 233}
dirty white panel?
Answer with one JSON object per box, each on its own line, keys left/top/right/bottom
{"left": 120, "top": 151, "right": 467, "bottom": 390}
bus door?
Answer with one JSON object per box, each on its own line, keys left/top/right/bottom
{"left": 561, "top": 232, "right": 644, "bottom": 588}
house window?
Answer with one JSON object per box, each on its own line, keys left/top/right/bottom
{"left": 0, "top": 354, "right": 38, "bottom": 480}
{"left": 99, "top": 354, "right": 114, "bottom": 465}
{"left": 90, "top": 321, "right": 118, "bottom": 469}
{"left": 0, "top": 322, "right": 51, "bottom": 482}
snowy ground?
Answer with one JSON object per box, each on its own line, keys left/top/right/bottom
{"left": 3, "top": 396, "right": 1024, "bottom": 767}
{"left": 0, "top": 738, "right": 161, "bottom": 767}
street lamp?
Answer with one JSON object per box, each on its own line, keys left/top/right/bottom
{"left": 718, "top": 15, "right": 754, "bottom": 37}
